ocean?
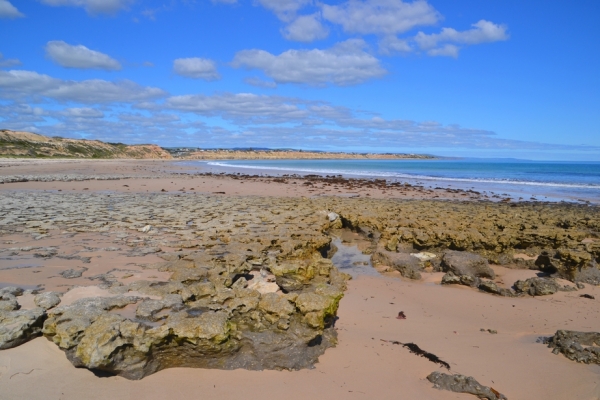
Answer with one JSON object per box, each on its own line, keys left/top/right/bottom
{"left": 182, "top": 159, "right": 600, "bottom": 204}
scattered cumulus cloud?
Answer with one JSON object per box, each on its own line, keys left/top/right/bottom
{"left": 321, "top": 0, "right": 440, "bottom": 35}
{"left": 426, "top": 44, "right": 459, "bottom": 58}
{"left": 164, "top": 92, "right": 311, "bottom": 124}
{"left": 0, "top": 0, "right": 24, "bottom": 18}
{"left": 244, "top": 77, "right": 277, "bottom": 88}
{"left": 414, "top": 20, "right": 509, "bottom": 57}
{"left": 40, "top": 0, "right": 135, "bottom": 15}
{"left": 173, "top": 58, "right": 221, "bottom": 81}
{"left": 0, "top": 53, "right": 22, "bottom": 68}
{"left": 378, "top": 36, "right": 412, "bottom": 54}
{"left": 281, "top": 13, "right": 329, "bottom": 42}
{"left": 45, "top": 41, "right": 122, "bottom": 70}
{"left": 61, "top": 107, "right": 105, "bottom": 118}
{"left": 256, "top": 0, "right": 311, "bottom": 22}
{"left": 0, "top": 70, "right": 166, "bottom": 103}
{"left": 232, "top": 39, "right": 386, "bottom": 86}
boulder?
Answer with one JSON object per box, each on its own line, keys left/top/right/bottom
{"left": 514, "top": 277, "right": 560, "bottom": 296}
{"left": 0, "top": 308, "right": 46, "bottom": 349}
{"left": 0, "top": 286, "right": 24, "bottom": 297}
{"left": 372, "top": 249, "right": 423, "bottom": 280}
{"left": 441, "top": 250, "right": 495, "bottom": 279}
{"left": 34, "top": 291, "right": 62, "bottom": 310}
{"left": 478, "top": 280, "right": 516, "bottom": 297}
{"left": 441, "top": 271, "right": 479, "bottom": 287}
{"left": 0, "top": 294, "right": 20, "bottom": 311}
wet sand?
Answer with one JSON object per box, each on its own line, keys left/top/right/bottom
{"left": 0, "top": 159, "right": 599, "bottom": 399}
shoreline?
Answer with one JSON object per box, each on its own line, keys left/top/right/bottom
{"left": 0, "top": 159, "right": 599, "bottom": 399}
{"left": 1, "top": 158, "right": 598, "bottom": 204}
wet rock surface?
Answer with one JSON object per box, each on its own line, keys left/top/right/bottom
{"left": 545, "top": 330, "right": 600, "bottom": 364}
{"left": 427, "top": 371, "right": 507, "bottom": 400}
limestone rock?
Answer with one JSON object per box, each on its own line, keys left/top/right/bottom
{"left": 136, "top": 294, "right": 183, "bottom": 321}
{"left": 514, "top": 277, "right": 560, "bottom": 296}
{"left": 0, "top": 286, "right": 24, "bottom": 297}
{"left": 34, "top": 291, "right": 61, "bottom": 310}
{"left": 0, "top": 308, "right": 46, "bottom": 349}
{"left": 60, "top": 268, "right": 86, "bottom": 279}
{"left": 0, "top": 295, "right": 20, "bottom": 311}
{"left": 427, "top": 371, "right": 507, "bottom": 400}
{"left": 546, "top": 330, "right": 600, "bottom": 364}
{"left": 441, "top": 250, "right": 495, "bottom": 279}
{"left": 372, "top": 249, "right": 423, "bottom": 280}
{"left": 478, "top": 280, "right": 516, "bottom": 297}
{"left": 441, "top": 271, "right": 479, "bottom": 287}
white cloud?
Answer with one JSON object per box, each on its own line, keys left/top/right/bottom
{"left": 282, "top": 13, "right": 329, "bottom": 42}
{"left": 256, "top": 0, "right": 311, "bottom": 21}
{"left": 165, "top": 92, "right": 310, "bottom": 123}
{"left": 244, "top": 77, "right": 277, "bottom": 88}
{"left": 62, "top": 107, "right": 104, "bottom": 118}
{"left": 45, "top": 41, "right": 122, "bottom": 70}
{"left": 415, "top": 20, "right": 509, "bottom": 56}
{"left": 0, "top": 53, "right": 22, "bottom": 67}
{"left": 426, "top": 44, "right": 459, "bottom": 58}
{"left": 0, "top": 0, "right": 24, "bottom": 18}
{"left": 173, "top": 58, "right": 220, "bottom": 81}
{"left": 232, "top": 39, "right": 386, "bottom": 86}
{"left": 321, "top": 0, "right": 439, "bottom": 35}
{"left": 0, "top": 70, "right": 166, "bottom": 103}
{"left": 40, "top": 0, "right": 134, "bottom": 15}
{"left": 378, "top": 35, "right": 412, "bottom": 54}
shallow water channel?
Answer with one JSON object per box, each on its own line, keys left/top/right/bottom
{"left": 330, "top": 237, "right": 379, "bottom": 278}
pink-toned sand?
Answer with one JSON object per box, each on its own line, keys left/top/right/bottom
{"left": 0, "top": 159, "right": 598, "bottom": 399}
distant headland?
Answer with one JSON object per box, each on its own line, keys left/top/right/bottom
{"left": 0, "top": 129, "right": 437, "bottom": 160}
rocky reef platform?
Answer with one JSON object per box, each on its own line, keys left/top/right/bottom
{"left": 0, "top": 159, "right": 599, "bottom": 399}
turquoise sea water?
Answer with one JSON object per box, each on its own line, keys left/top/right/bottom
{"left": 183, "top": 159, "right": 600, "bottom": 203}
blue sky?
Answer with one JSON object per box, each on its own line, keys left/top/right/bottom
{"left": 0, "top": 0, "right": 599, "bottom": 159}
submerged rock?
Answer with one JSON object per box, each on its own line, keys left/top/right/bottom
{"left": 546, "top": 330, "right": 600, "bottom": 364}
{"left": 427, "top": 371, "right": 507, "bottom": 400}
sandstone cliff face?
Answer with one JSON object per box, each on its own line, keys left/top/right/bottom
{"left": 0, "top": 130, "right": 172, "bottom": 159}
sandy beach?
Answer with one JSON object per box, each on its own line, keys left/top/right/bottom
{"left": 1, "top": 159, "right": 599, "bottom": 400}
